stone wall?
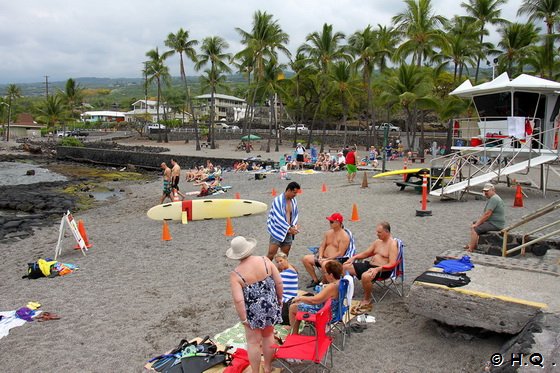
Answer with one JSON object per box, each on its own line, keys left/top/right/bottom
{"left": 56, "top": 146, "right": 275, "bottom": 170}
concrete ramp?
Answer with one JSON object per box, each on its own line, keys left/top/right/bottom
{"left": 407, "top": 249, "right": 559, "bottom": 334}
{"left": 430, "top": 154, "right": 558, "bottom": 197}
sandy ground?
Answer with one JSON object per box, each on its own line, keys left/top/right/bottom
{"left": 1, "top": 139, "right": 560, "bottom": 372}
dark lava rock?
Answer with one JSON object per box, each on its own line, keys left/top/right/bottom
{"left": 26, "top": 169, "right": 36, "bottom": 176}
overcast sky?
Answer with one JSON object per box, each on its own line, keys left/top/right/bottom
{"left": 1, "top": 0, "right": 526, "bottom": 84}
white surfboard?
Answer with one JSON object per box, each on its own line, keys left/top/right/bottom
{"left": 147, "top": 199, "right": 268, "bottom": 222}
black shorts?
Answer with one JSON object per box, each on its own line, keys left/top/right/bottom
{"left": 296, "top": 154, "right": 304, "bottom": 162}
{"left": 171, "top": 176, "right": 180, "bottom": 190}
{"left": 314, "top": 256, "right": 348, "bottom": 268}
{"left": 353, "top": 262, "right": 392, "bottom": 280}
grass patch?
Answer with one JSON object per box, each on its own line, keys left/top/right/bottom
{"left": 48, "top": 164, "right": 148, "bottom": 182}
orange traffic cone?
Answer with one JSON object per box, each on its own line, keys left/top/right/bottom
{"left": 361, "top": 172, "right": 368, "bottom": 188}
{"left": 514, "top": 184, "right": 524, "bottom": 207}
{"left": 162, "top": 221, "right": 172, "bottom": 241}
{"left": 350, "top": 203, "right": 360, "bottom": 222}
{"left": 74, "top": 219, "right": 92, "bottom": 249}
{"left": 225, "top": 217, "right": 235, "bottom": 237}
{"left": 235, "top": 192, "right": 241, "bottom": 199}
{"left": 271, "top": 188, "right": 277, "bottom": 197}
{"left": 321, "top": 183, "right": 327, "bottom": 192}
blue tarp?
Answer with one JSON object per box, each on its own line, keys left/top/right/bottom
{"left": 434, "top": 255, "right": 474, "bottom": 274}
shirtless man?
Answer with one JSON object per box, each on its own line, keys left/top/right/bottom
{"left": 170, "top": 158, "right": 186, "bottom": 200}
{"left": 302, "top": 213, "right": 350, "bottom": 288}
{"left": 160, "top": 162, "right": 172, "bottom": 204}
{"left": 343, "top": 221, "right": 398, "bottom": 312}
{"left": 266, "top": 182, "right": 300, "bottom": 260}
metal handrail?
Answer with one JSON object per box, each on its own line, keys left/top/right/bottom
{"left": 500, "top": 200, "right": 560, "bottom": 256}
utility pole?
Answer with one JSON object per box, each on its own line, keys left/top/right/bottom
{"left": 44, "top": 75, "right": 50, "bottom": 98}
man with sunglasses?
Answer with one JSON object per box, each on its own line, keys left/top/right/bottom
{"left": 302, "top": 212, "right": 351, "bottom": 288}
{"left": 466, "top": 183, "right": 505, "bottom": 252}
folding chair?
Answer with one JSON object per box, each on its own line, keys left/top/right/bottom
{"left": 307, "top": 228, "right": 356, "bottom": 263}
{"left": 273, "top": 299, "right": 334, "bottom": 373}
{"left": 372, "top": 238, "right": 405, "bottom": 302}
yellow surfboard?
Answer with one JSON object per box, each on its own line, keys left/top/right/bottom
{"left": 373, "top": 168, "right": 430, "bottom": 178}
{"left": 147, "top": 199, "right": 268, "bottom": 222}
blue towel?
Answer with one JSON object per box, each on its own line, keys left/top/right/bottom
{"left": 434, "top": 255, "right": 474, "bottom": 274}
{"left": 267, "top": 193, "right": 299, "bottom": 242}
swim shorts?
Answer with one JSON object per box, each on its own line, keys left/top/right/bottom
{"left": 346, "top": 164, "right": 357, "bottom": 174}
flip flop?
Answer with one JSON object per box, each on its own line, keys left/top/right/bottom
{"left": 37, "top": 312, "right": 61, "bottom": 322}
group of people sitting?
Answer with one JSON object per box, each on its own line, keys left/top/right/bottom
{"left": 233, "top": 160, "right": 264, "bottom": 172}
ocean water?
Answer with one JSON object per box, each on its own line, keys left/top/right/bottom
{"left": 0, "top": 162, "right": 67, "bottom": 186}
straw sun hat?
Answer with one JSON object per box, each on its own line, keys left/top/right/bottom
{"left": 226, "top": 236, "right": 257, "bottom": 260}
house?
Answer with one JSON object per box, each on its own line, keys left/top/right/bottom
{"left": 123, "top": 100, "right": 190, "bottom": 124}
{"left": 81, "top": 111, "right": 125, "bottom": 123}
{"left": 193, "top": 94, "right": 246, "bottom": 122}
{"left": 7, "top": 113, "right": 45, "bottom": 139}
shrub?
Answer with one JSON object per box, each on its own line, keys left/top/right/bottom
{"left": 60, "top": 137, "right": 84, "bottom": 147}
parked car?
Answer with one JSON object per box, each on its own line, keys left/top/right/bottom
{"left": 56, "top": 131, "right": 71, "bottom": 137}
{"left": 146, "top": 123, "right": 166, "bottom": 131}
{"left": 229, "top": 125, "right": 241, "bottom": 132}
{"left": 284, "top": 124, "right": 308, "bottom": 133}
{"left": 69, "top": 129, "right": 89, "bottom": 137}
{"left": 216, "top": 123, "right": 230, "bottom": 129}
{"left": 371, "top": 123, "right": 401, "bottom": 132}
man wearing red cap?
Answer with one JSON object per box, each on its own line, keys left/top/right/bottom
{"left": 301, "top": 212, "right": 351, "bottom": 288}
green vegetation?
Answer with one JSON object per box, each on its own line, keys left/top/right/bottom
{"left": 2, "top": 0, "right": 560, "bottom": 152}
{"left": 59, "top": 137, "right": 84, "bottom": 147}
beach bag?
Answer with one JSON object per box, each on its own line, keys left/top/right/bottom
{"left": 180, "top": 337, "right": 230, "bottom": 373}
{"left": 22, "top": 262, "right": 45, "bottom": 279}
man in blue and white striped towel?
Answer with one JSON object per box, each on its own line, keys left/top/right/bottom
{"left": 266, "top": 181, "right": 301, "bottom": 260}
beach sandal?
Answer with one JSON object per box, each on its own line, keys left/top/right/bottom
{"left": 36, "top": 312, "right": 61, "bottom": 322}
{"left": 349, "top": 323, "right": 367, "bottom": 333}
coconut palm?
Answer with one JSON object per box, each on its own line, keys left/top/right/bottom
{"left": 145, "top": 47, "right": 173, "bottom": 143}
{"left": 298, "top": 23, "right": 349, "bottom": 149}
{"left": 461, "top": 0, "right": 508, "bottom": 83}
{"left": 4, "top": 84, "right": 21, "bottom": 141}
{"left": 374, "top": 25, "right": 400, "bottom": 73}
{"left": 497, "top": 22, "right": 541, "bottom": 76}
{"left": 518, "top": 0, "right": 560, "bottom": 79}
{"left": 37, "top": 95, "right": 68, "bottom": 134}
{"left": 235, "top": 11, "right": 291, "bottom": 150}
{"left": 165, "top": 28, "right": 200, "bottom": 148}
{"left": 286, "top": 52, "right": 314, "bottom": 147}
{"left": 195, "top": 36, "right": 232, "bottom": 149}
{"left": 378, "top": 64, "right": 432, "bottom": 150}
{"left": 231, "top": 49, "right": 255, "bottom": 132}
{"left": 328, "top": 61, "right": 361, "bottom": 146}
{"left": 349, "top": 25, "right": 378, "bottom": 146}
{"left": 62, "top": 78, "right": 83, "bottom": 122}
{"left": 392, "top": 0, "right": 448, "bottom": 66}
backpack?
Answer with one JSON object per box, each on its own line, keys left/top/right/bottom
{"left": 22, "top": 262, "right": 46, "bottom": 279}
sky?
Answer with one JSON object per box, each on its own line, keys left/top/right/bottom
{"left": 0, "top": 0, "right": 526, "bottom": 84}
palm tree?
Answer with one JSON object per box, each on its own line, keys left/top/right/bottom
{"left": 4, "top": 84, "right": 21, "bottom": 141}
{"left": 328, "top": 61, "right": 361, "bottom": 146}
{"left": 374, "top": 25, "right": 400, "bottom": 73}
{"left": 165, "top": 28, "right": 201, "bottom": 148}
{"left": 392, "top": 0, "right": 448, "bottom": 66}
{"left": 517, "top": 0, "right": 560, "bottom": 79}
{"left": 231, "top": 49, "right": 255, "bottom": 132}
{"left": 461, "top": 0, "right": 508, "bottom": 83}
{"left": 437, "top": 16, "right": 480, "bottom": 82}
{"left": 145, "top": 47, "right": 173, "bottom": 143}
{"left": 236, "top": 11, "right": 291, "bottom": 150}
{"left": 195, "top": 36, "right": 232, "bottom": 149}
{"left": 349, "top": 25, "right": 378, "bottom": 146}
{"left": 62, "top": 78, "right": 83, "bottom": 122}
{"left": 298, "top": 23, "right": 349, "bottom": 150}
{"left": 257, "top": 59, "right": 287, "bottom": 152}
{"left": 288, "top": 52, "right": 313, "bottom": 147}
{"left": 497, "top": 22, "right": 541, "bottom": 76}
{"left": 37, "top": 95, "right": 67, "bottom": 135}
{"left": 378, "top": 64, "right": 432, "bottom": 150}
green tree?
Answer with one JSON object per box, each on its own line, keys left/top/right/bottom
{"left": 37, "top": 95, "right": 68, "bottom": 135}
{"left": 461, "top": 0, "right": 508, "bottom": 82}
{"left": 145, "top": 47, "right": 173, "bottom": 143}
{"left": 392, "top": 0, "right": 448, "bottom": 66}
{"left": 328, "top": 61, "right": 361, "bottom": 146}
{"left": 378, "top": 64, "right": 432, "bottom": 150}
{"left": 62, "top": 78, "right": 84, "bottom": 122}
{"left": 165, "top": 28, "right": 201, "bottom": 149}
{"left": 298, "top": 23, "right": 349, "bottom": 150}
{"left": 4, "top": 84, "right": 21, "bottom": 141}
{"left": 256, "top": 59, "right": 287, "bottom": 152}
{"left": 518, "top": 0, "right": 560, "bottom": 78}
{"left": 497, "top": 22, "right": 541, "bottom": 76}
{"left": 195, "top": 36, "right": 232, "bottom": 149}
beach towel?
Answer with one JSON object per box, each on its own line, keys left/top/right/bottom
{"left": 434, "top": 256, "right": 474, "bottom": 274}
{"left": 0, "top": 311, "right": 27, "bottom": 340}
{"left": 267, "top": 193, "right": 298, "bottom": 242}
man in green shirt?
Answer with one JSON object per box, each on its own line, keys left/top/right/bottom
{"left": 467, "top": 183, "right": 505, "bottom": 252}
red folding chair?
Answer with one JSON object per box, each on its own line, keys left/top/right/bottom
{"left": 272, "top": 299, "right": 334, "bottom": 372}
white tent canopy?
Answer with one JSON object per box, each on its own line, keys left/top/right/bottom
{"left": 450, "top": 72, "right": 560, "bottom": 97}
